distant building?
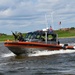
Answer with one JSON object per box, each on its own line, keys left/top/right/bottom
{"left": 0, "top": 33, "right": 7, "bottom": 36}
{"left": 60, "top": 28, "right": 70, "bottom": 31}
{"left": 0, "top": 34, "right": 2, "bottom": 36}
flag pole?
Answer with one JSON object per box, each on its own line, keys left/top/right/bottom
{"left": 45, "top": 14, "right": 48, "bottom": 29}
{"left": 59, "top": 21, "right": 61, "bottom": 29}
{"left": 51, "top": 12, "right": 54, "bottom": 29}
{"left": 45, "top": 14, "right": 48, "bottom": 43}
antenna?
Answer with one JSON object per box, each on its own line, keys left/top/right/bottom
{"left": 45, "top": 14, "right": 48, "bottom": 43}
{"left": 45, "top": 14, "right": 48, "bottom": 29}
{"left": 51, "top": 12, "right": 54, "bottom": 29}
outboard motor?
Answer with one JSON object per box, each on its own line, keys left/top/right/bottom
{"left": 63, "top": 44, "right": 68, "bottom": 49}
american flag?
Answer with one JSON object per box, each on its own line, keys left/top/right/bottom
{"left": 59, "top": 21, "right": 61, "bottom": 25}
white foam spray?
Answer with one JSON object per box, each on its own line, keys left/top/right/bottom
{"left": 1, "top": 49, "right": 75, "bottom": 58}
{"left": 29, "top": 49, "right": 75, "bottom": 57}
{"left": 1, "top": 53, "right": 15, "bottom": 58}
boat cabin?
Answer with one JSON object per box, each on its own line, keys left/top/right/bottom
{"left": 24, "top": 30, "right": 59, "bottom": 44}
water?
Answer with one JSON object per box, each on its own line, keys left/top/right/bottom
{"left": 0, "top": 38, "right": 75, "bottom": 75}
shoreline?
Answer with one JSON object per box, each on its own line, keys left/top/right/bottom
{"left": 0, "top": 36, "right": 75, "bottom": 43}
{"left": 58, "top": 36, "right": 75, "bottom": 39}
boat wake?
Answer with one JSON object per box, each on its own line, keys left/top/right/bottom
{"left": 28, "top": 49, "right": 75, "bottom": 57}
{"left": 29, "top": 43, "right": 75, "bottom": 56}
{"left": 1, "top": 53, "right": 15, "bottom": 58}
{"left": 1, "top": 49, "right": 75, "bottom": 58}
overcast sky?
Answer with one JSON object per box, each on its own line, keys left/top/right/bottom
{"left": 0, "top": 0, "right": 75, "bottom": 34}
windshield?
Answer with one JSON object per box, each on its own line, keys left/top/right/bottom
{"left": 24, "top": 30, "right": 57, "bottom": 42}
{"left": 25, "top": 32, "right": 33, "bottom": 39}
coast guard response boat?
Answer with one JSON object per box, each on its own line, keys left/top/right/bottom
{"left": 4, "top": 29, "right": 75, "bottom": 56}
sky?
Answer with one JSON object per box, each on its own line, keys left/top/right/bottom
{"left": 0, "top": 0, "right": 75, "bottom": 34}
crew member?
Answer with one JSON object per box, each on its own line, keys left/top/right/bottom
{"left": 18, "top": 32, "right": 24, "bottom": 41}
{"left": 49, "top": 26, "right": 53, "bottom": 33}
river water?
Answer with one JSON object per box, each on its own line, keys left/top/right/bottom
{"left": 0, "top": 38, "right": 75, "bottom": 75}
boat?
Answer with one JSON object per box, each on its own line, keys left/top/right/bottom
{"left": 4, "top": 29, "right": 75, "bottom": 56}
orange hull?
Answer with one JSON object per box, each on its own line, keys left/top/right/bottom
{"left": 4, "top": 41, "right": 75, "bottom": 55}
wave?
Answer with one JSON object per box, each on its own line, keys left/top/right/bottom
{"left": 1, "top": 53, "right": 15, "bottom": 58}
{"left": 28, "top": 49, "right": 75, "bottom": 57}
{"left": 1, "top": 49, "right": 75, "bottom": 58}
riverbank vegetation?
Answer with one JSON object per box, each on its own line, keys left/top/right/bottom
{"left": 0, "top": 27, "right": 75, "bottom": 42}
{"left": 55, "top": 27, "right": 75, "bottom": 38}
